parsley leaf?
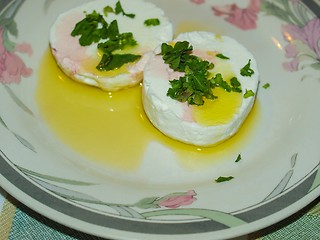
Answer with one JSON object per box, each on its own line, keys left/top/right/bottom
{"left": 263, "top": 83, "right": 270, "bottom": 89}
{"left": 235, "top": 154, "right": 242, "bottom": 162}
{"left": 167, "top": 61, "right": 217, "bottom": 106}
{"left": 210, "top": 73, "right": 231, "bottom": 92}
{"left": 103, "top": 6, "right": 114, "bottom": 16}
{"left": 215, "top": 176, "right": 234, "bottom": 183}
{"left": 115, "top": 1, "right": 135, "bottom": 18}
{"left": 230, "top": 77, "right": 242, "bottom": 93}
{"left": 216, "top": 53, "right": 230, "bottom": 60}
{"left": 98, "top": 24, "right": 137, "bottom": 53}
{"left": 71, "top": 11, "right": 108, "bottom": 46}
{"left": 244, "top": 89, "right": 255, "bottom": 98}
{"left": 240, "top": 59, "right": 254, "bottom": 77}
{"left": 161, "top": 41, "right": 194, "bottom": 72}
{"left": 162, "top": 41, "right": 244, "bottom": 106}
{"left": 97, "top": 52, "right": 141, "bottom": 71}
{"left": 144, "top": 18, "right": 160, "bottom": 26}
{"left": 72, "top": 5, "right": 140, "bottom": 72}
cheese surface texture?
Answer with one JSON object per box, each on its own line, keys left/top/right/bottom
{"left": 49, "top": 0, "right": 173, "bottom": 91}
{"left": 142, "top": 31, "right": 259, "bottom": 146}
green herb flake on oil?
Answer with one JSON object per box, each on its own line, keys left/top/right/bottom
{"left": 244, "top": 89, "right": 255, "bottom": 98}
{"left": 144, "top": 18, "right": 160, "bottom": 26}
{"left": 215, "top": 176, "right": 234, "bottom": 183}
{"left": 216, "top": 53, "right": 230, "bottom": 60}
{"left": 263, "top": 83, "right": 270, "bottom": 89}
{"left": 240, "top": 59, "right": 254, "bottom": 77}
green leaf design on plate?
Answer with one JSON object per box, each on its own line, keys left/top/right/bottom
{"left": 44, "top": 0, "right": 55, "bottom": 13}
{"left": 310, "top": 63, "right": 320, "bottom": 70}
{"left": 264, "top": 153, "right": 297, "bottom": 201}
{"left": 17, "top": 166, "right": 96, "bottom": 186}
{"left": 142, "top": 208, "right": 246, "bottom": 227}
{"left": 0, "top": 115, "right": 8, "bottom": 129}
{"left": 291, "top": 153, "right": 298, "bottom": 168}
{"left": 111, "top": 206, "right": 144, "bottom": 219}
{"left": 13, "top": 133, "right": 36, "bottom": 153}
{"left": 32, "top": 177, "right": 104, "bottom": 204}
{"left": 3, "top": 85, "right": 34, "bottom": 116}
{"left": 261, "top": 0, "right": 305, "bottom": 27}
{"left": 134, "top": 197, "right": 159, "bottom": 209}
{"left": 309, "top": 163, "right": 320, "bottom": 193}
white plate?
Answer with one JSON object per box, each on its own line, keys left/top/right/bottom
{"left": 1, "top": 0, "right": 320, "bottom": 239}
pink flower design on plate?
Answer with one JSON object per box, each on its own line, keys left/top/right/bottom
{"left": 191, "top": 0, "right": 205, "bottom": 5}
{"left": 158, "top": 190, "right": 197, "bottom": 209}
{"left": 282, "top": 18, "right": 320, "bottom": 71}
{"left": 0, "top": 28, "right": 33, "bottom": 84}
{"left": 211, "top": 0, "right": 262, "bottom": 30}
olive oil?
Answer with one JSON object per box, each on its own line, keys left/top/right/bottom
{"left": 36, "top": 49, "right": 259, "bottom": 171}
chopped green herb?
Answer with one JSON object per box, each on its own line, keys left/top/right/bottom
{"left": 71, "top": 10, "right": 108, "bottom": 46}
{"left": 97, "top": 53, "right": 141, "bottom": 71}
{"left": 71, "top": 3, "right": 140, "bottom": 71}
{"left": 98, "top": 31, "right": 138, "bottom": 53}
{"left": 216, "top": 53, "right": 230, "bottom": 60}
{"left": 115, "top": 1, "right": 135, "bottom": 18}
{"left": 144, "top": 18, "right": 160, "bottom": 26}
{"left": 103, "top": 6, "right": 114, "bottom": 16}
{"left": 162, "top": 41, "right": 243, "bottom": 106}
{"left": 230, "top": 77, "right": 242, "bottom": 93}
{"left": 235, "top": 154, "right": 242, "bottom": 163}
{"left": 240, "top": 59, "right": 254, "bottom": 77}
{"left": 263, "top": 83, "right": 270, "bottom": 89}
{"left": 210, "top": 73, "right": 231, "bottom": 92}
{"left": 161, "top": 41, "right": 194, "bottom": 72}
{"left": 244, "top": 89, "right": 255, "bottom": 98}
{"left": 215, "top": 176, "right": 234, "bottom": 183}
{"left": 167, "top": 58, "right": 217, "bottom": 106}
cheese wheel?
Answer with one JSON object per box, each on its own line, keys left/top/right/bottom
{"left": 50, "top": 0, "right": 173, "bottom": 91}
{"left": 142, "top": 31, "right": 259, "bottom": 146}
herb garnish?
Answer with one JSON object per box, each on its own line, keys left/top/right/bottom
{"left": 97, "top": 22, "right": 138, "bottom": 53}
{"left": 235, "top": 154, "right": 242, "bottom": 163}
{"left": 161, "top": 41, "right": 194, "bottom": 72}
{"left": 97, "top": 53, "right": 141, "bottom": 71}
{"left": 263, "top": 83, "right": 270, "bottom": 89}
{"left": 103, "top": 6, "right": 114, "bottom": 16}
{"left": 71, "top": 11, "right": 109, "bottom": 46}
{"left": 216, "top": 53, "right": 230, "bottom": 60}
{"left": 240, "top": 59, "right": 254, "bottom": 77}
{"left": 215, "top": 176, "right": 234, "bottom": 183}
{"left": 244, "top": 89, "right": 255, "bottom": 98}
{"left": 230, "top": 77, "right": 242, "bottom": 93}
{"left": 71, "top": 2, "right": 141, "bottom": 71}
{"left": 161, "top": 41, "right": 243, "bottom": 106}
{"left": 167, "top": 59, "right": 216, "bottom": 106}
{"left": 144, "top": 18, "right": 160, "bottom": 26}
{"left": 115, "top": 1, "right": 135, "bottom": 18}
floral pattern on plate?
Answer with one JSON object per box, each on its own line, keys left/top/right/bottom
{"left": 0, "top": 0, "right": 33, "bottom": 84}
{"left": 193, "top": 0, "right": 320, "bottom": 72}
{"left": 0, "top": 0, "right": 320, "bottom": 239}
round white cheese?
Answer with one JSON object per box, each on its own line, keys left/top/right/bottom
{"left": 142, "top": 31, "right": 259, "bottom": 146}
{"left": 50, "top": 0, "right": 173, "bottom": 91}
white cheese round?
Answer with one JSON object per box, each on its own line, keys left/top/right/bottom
{"left": 50, "top": 0, "right": 173, "bottom": 91}
{"left": 142, "top": 31, "right": 259, "bottom": 146}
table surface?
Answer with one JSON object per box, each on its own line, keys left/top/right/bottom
{"left": 0, "top": 187, "right": 319, "bottom": 239}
